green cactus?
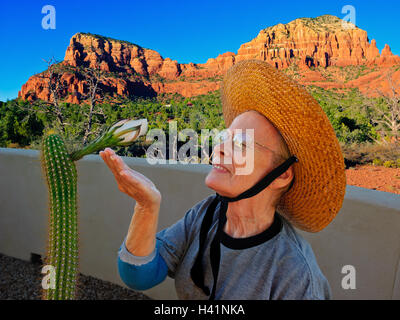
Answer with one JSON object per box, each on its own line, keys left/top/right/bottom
{"left": 41, "top": 133, "right": 78, "bottom": 300}
{"left": 40, "top": 118, "right": 148, "bottom": 300}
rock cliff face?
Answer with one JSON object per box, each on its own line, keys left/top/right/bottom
{"left": 19, "top": 15, "right": 400, "bottom": 102}
{"left": 236, "top": 15, "right": 400, "bottom": 68}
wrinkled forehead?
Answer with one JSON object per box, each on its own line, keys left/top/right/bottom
{"left": 229, "top": 110, "right": 281, "bottom": 144}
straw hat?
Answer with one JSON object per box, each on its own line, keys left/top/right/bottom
{"left": 220, "top": 59, "right": 347, "bottom": 232}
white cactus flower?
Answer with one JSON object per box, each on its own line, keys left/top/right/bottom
{"left": 70, "top": 118, "right": 148, "bottom": 161}
{"left": 111, "top": 119, "right": 148, "bottom": 145}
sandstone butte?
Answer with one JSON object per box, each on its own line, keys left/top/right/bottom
{"left": 19, "top": 14, "right": 400, "bottom": 104}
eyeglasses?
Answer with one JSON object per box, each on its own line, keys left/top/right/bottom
{"left": 213, "top": 129, "right": 280, "bottom": 155}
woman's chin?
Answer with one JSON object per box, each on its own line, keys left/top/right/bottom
{"left": 205, "top": 171, "right": 229, "bottom": 194}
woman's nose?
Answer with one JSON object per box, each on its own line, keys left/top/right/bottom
{"left": 211, "top": 141, "right": 233, "bottom": 165}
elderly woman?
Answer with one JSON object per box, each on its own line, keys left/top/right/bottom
{"left": 100, "top": 60, "right": 346, "bottom": 300}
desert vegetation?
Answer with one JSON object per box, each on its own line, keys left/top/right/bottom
{"left": 1, "top": 66, "right": 399, "bottom": 168}
{"left": 1, "top": 86, "right": 399, "bottom": 168}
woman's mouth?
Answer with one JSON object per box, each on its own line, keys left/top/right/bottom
{"left": 212, "top": 164, "right": 229, "bottom": 173}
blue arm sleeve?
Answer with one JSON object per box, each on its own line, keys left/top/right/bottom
{"left": 117, "top": 239, "right": 168, "bottom": 291}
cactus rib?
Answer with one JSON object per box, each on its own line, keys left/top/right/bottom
{"left": 41, "top": 133, "right": 78, "bottom": 300}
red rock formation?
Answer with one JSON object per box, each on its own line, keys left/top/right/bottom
{"left": 19, "top": 15, "right": 400, "bottom": 102}
{"left": 235, "top": 15, "right": 398, "bottom": 69}
{"left": 376, "top": 44, "right": 400, "bottom": 66}
{"left": 366, "top": 40, "right": 381, "bottom": 61}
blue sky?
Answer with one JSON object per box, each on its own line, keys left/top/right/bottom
{"left": 1, "top": 0, "right": 399, "bottom": 101}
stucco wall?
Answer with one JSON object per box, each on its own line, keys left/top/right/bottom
{"left": 0, "top": 148, "right": 399, "bottom": 299}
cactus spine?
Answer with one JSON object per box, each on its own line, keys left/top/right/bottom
{"left": 41, "top": 133, "right": 78, "bottom": 300}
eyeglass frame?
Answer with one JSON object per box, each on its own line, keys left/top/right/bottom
{"left": 213, "top": 128, "right": 285, "bottom": 158}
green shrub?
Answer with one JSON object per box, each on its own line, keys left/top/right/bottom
{"left": 383, "top": 160, "right": 395, "bottom": 168}
{"left": 372, "top": 158, "right": 383, "bottom": 166}
{"left": 341, "top": 142, "right": 400, "bottom": 168}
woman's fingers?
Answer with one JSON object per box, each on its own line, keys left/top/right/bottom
{"left": 119, "top": 169, "right": 154, "bottom": 194}
{"left": 101, "top": 148, "right": 126, "bottom": 177}
{"left": 100, "top": 149, "right": 146, "bottom": 190}
{"left": 104, "top": 148, "right": 122, "bottom": 173}
{"left": 117, "top": 169, "right": 158, "bottom": 203}
{"left": 100, "top": 150, "right": 118, "bottom": 176}
{"left": 100, "top": 148, "right": 161, "bottom": 205}
{"left": 106, "top": 150, "right": 153, "bottom": 185}
{"left": 111, "top": 154, "right": 129, "bottom": 173}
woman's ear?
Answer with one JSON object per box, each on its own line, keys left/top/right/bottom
{"left": 270, "top": 166, "right": 294, "bottom": 190}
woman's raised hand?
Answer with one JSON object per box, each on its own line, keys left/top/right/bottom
{"left": 100, "top": 148, "right": 161, "bottom": 208}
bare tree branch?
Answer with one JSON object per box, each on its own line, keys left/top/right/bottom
{"left": 367, "top": 72, "right": 400, "bottom": 144}
{"left": 17, "top": 58, "right": 109, "bottom": 145}
{"left": 81, "top": 66, "right": 105, "bottom": 144}
{"left": 38, "top": 57, "right": 68, "bottom": 133}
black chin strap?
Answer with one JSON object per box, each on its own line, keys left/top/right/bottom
{"left": 190, "top": 155, "right": 298, "bottom": 300}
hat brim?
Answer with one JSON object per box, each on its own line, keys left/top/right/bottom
{"left": 220, "top": 59, "right": 347, "bottom": 232}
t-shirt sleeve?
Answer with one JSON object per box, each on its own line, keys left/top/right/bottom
{"left": 269, "top": 251, "right": 332, "bottom": 300}
{"left": 117, "top": 240, "right": 168, "bottom": 291}
{"left": 156, "top": 194, "right": 216, "bottom": 279}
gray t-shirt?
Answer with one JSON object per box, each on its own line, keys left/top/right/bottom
{"left": 156, "top": 194, "right": 332, "bottom": 300}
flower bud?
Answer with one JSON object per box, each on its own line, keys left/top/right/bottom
{"left": 69, "top": 118, "right": 148, "bottom": 161}
{"left": 111, "top": 119, "right": 148, "bottom": 146}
